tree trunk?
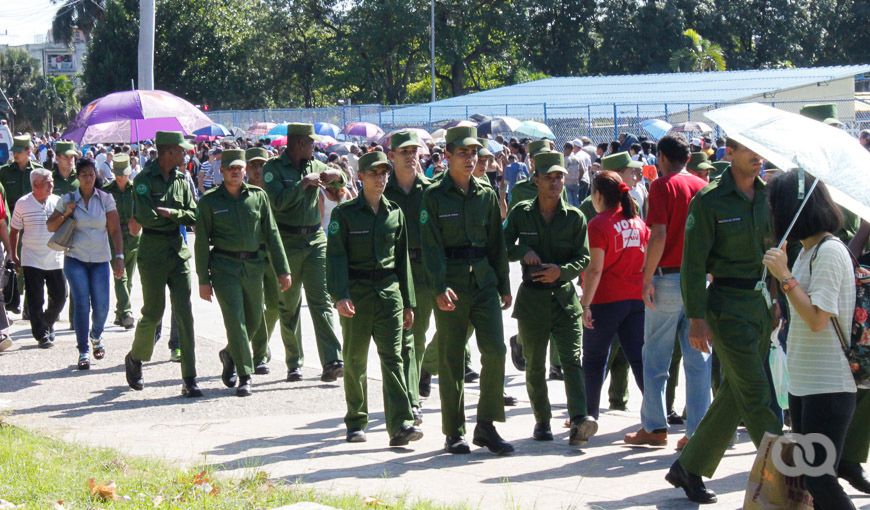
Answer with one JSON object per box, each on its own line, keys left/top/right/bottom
{"left": 450, "top": 61, "right": 464, "bottom": 97}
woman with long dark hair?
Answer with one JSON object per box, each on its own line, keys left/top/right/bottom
{"left": 580, "top": 170, "right": 649, "bottom": 420}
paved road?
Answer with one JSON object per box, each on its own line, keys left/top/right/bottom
{"left": 0, "top": 236, "right": 867, "bottom": 509}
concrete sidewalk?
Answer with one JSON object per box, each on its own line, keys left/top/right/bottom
{"left": 0, "top": 246, "right": 867, "bottom": 509}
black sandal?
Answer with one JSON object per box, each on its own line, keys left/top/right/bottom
{"left": 77, "top": 353, "right": 90, "bottom": 370}
{"left": 91, "top": 337, "right": 105, "bottom": 360}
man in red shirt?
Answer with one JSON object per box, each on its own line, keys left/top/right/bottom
{"left": 624, "top": 135, "right": 711, "bottom": 449}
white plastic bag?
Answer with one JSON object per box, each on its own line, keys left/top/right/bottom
{"left": 768, "top": 324, "right": 789, "bottom": 411}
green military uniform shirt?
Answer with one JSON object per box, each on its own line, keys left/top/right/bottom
{"left": 578, "top": 194, "right": 597, "bottom": 222}
{"left": 681, "top": 168, "right": 771, "bottom": 319}
{"left": 420, "top": 174, "right": 510, "bottom": 296}
{"left": 52, "top": 166, "right": 79, "bottom": 196}
{"left": 261, "top": 153, "right": 347, "bottom": 230}
{"left": 103, "top": 180, "right": 134, "bottom": 226}
{"left": 194, "top": 183, "right": 290, "bottom": 286}
{"left": 326, "top": 194, "right": 415, "bottom": 308}
{"left": 384, "top": 172, "right": 431, "bottom": 287}
{"left": 508, "top": 178, "right": 567, "bottom": 211}
{"left": 132, "top": 159, "right": 197, "bottom": 262}
{"left": 504, "top": 197, "right": 590, "bottom": 319}
{"left": 0, "top": 159, "right": 42, "bottom": 213}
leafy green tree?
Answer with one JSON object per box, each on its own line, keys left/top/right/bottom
{"left": 81, "top": 0, "right": 138, "bottom": 101}
{"left": 51, "top": 0, "right": 106, "bottom": 45}
{"left": 519, "top": 0, "right": 596, "bottom": 76}
{"left": 669, "top": 29, "right": 726, "bottom": 72}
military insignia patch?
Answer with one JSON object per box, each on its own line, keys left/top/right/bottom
{"left": 135, "top": 183, "right": 148, "bottom": 195}
{"left": 685, "top": 213, "right": 695, "bottom": 231}
{"left": 328, "top": 220, "right": 339, "bottom": 235}
{"left": 264, "top": 171, "right": 274, "bottom": 183}
{"left": 420, "top": 210, "right": 429, "bottom": 225}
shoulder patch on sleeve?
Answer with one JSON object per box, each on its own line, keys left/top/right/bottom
{"left": 328, "top": 220, "right": 339, "bottom": 235}
{"left": 685, "top": 212, "right": 695, "bottom": 231}
{"left": 420, "top": 209, "right": 429, "bottom": 225}
{"left": 135, "top": 183, "right": 148, "bottom": 195}
{"left": 264, "top": 171, "right": 274, "bottom": 183}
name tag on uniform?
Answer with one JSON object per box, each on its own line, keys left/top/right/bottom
{"left": 717, "top": 217, "right": 742, "bottom": 224}
{"left": 439, "top": 213, "right": 459, "bottom": 219}
{"left": 214, "top": 209, "right": 229, "bottom": 214}
{"left": 520, "top": 231, "right": 538, "bottom": 235}
{"left": 349, "top": 230, "right": 370, "bottom": 235}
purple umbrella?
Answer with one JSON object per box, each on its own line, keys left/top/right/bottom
{"left": 62, "top": 90, "right": 213, "bottom": 144}
{"left": 314, "top": 122, "right": 341, "bottom": 138}
{"left": 342, "top": 122, "right": 384, "bottom": 141}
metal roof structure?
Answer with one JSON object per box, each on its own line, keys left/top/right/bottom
{"left": 380, "top": 65, "right": 870, "bottom": 125}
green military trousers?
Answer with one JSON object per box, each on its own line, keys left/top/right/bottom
{"left": 518, "top": 294, "right": 587, "bottom": 423}
{"left": 113, "top": 232, "right": 140, "bottom": 321}
{"left": 401, "top": 284, "right": 433, "bottom": 409}
{"left": 842, "top": 388, "right": 870, "bottom": 464}
{"left": 434, "top": 279, "right": 506, "bottom": 437}
{"left": 607, "top": 340, "right": 630, "bottom": 408}
{"left": 679, "top": 285, "right": 782, "bottom": 477}
{"left": 130, "top": 255, "right": 196, "bottom": 378}
{"left": 212, "top": 256, "right": 266, "bottom": 378}
{"left": 341, "top": 285, "right": 414, "bottom": 437}
{"left": 277, "top": 232, "right": 342, "bottom": 370}
{"left": 250, "top": 262, "right": 280, "bottom": 366}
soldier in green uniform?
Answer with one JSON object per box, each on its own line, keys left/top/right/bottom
{"left": 666, "top": 138, "right": 782, "bottom": 504}
{"left": 195, "top": 149, "right": 292, "bottom": 397}
{"left": 245, "top": 147, "right": 279, "bottom": 374}
{"left": 384, "top": 130, "right": 430, "bottom": 424}
{"left": 51, "top": 141, "right": 79, "bottom": 195}
{"left": 506, "top": 140, "right": 557, "bottom": 211}
{"left": 326, "top": 151, "right": 423, "bottom": 446}
{"left": 123, "top": 131, "right": 200, "bottom": 397}
{"left": 686, "top": 152, "right": 714, "bottom": 182}
{"left": 104, "top": 154, "right": 139, "bottom": 329}
{"left": 504, "top": 151, "right": 599, "bottom": 446}
{"left": 262, "top": 123, "right": 345, "bottom": 383}
{"left": 421, "top": 126, "right": 513, "bottom": 455}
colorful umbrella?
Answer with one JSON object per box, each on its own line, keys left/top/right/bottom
{"left": 246, "top": 122, "right": 277, "bottom": 138}
{"left": 315, "top": 122, "right": 341, "bottom": 138}
{"left": 193, "top": 123, "right": 230, "bottom": 138}
{"left": 62, "top": 89, "right": 213, "bottom": 144}
{"left": 668, "top": 121, "right": 713, "bottom": 134}
{"left": 515, "top": 120, "right": 555, "bottom": 140}
{"left": 640, "top": 119, "right": 672, "bottom": 141}
{"left": 270, "top": 136, "right": 287, "bottom": 147}
{"left": 430, "top": 128, "right": 446, "bottom": 140}
{"left": 267, "top": 123, "right": 289, "bottom": 136}
{"left": 315, "top": 135, "right": 338, "bottom": 149}
{"left": 477, "top": 116, "right": 522, "bottom": 137}
{"left": 440, "top": 119, "right": 477, "bottom": 129}
{"left": 377, "top": 128, "right": 433, "bottom": 148}
{"left": 325, "top": 142, "right": 355, "bottom": 155}
{"left": 342, "top": 122, "right": 384, "bottom": 141}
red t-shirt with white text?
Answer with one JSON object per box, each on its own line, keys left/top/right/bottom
{"left": 646, "top": 171, "right": 707, "bottom": 268}
{"left": 588, "top": 207, "right": 650, "bottom": 304}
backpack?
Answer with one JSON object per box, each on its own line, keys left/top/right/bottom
{"left": 810, "top": 236, "right": 870, "bottom": 386}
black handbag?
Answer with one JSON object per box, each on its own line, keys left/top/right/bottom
{"left": 3, "top": 260, "right": 18, "bottom": 310}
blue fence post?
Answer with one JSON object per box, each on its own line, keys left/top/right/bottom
{"left": 664, "top": 103, "right": 669, "bottom": 122}
{"left": 587, "top": 105, "right": 592, "bottom": 137}
{"left": 687, "top": 103, "right": 691, "bottom": 121}
{"left": 465, "top": 105, "right": 469, "bottom": 119}
{"left": 505, "top": 104, "right": 508, "bottom": 115}
{"left": 342, "top": 107, "right": 347, "bottom": 129}
{"left": 543, "top": 103, "right": 548, "bottom": 124}
{"left": 428, "top": 106, "right": 432, "bottom": 126}
{"left": 612, "top": 104, "right": 618, "bottom": 140}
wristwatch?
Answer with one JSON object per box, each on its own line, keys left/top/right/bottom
{"left": 781, "top": 276, "right": 798, "bottom": 293}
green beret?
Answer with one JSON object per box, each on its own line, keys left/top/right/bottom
{"left": 11, "top": 135, "right": 31, "bottom": 152}
{"left": 534, "top": 151, "right": 568, "bottom": 175}
{"left": 112, "top": 154, "right": 132, "bottom": 176}
{"left": 286, "top": 123, "right": 318, "bottom": 140}
{"left": 527, "top": 139, "right": 553, "bottom": 157}
{"left": 221, "top": 149, "right": 246, "bottom": 169}
{"left": 799, "top": 104, "right": 839, "bottom": 124}
{"left": 445, "top": 126, "right": 481, "bottom": 148}
{"left": 390, "top": 130, "right": 422, "bottom": 150}
{"left": 687, "top": 152, "right": 714, "bottom": 172}
{"left": 601, "top": 151, "right": 643, "bottom": 171}
{"left": 154, "top": 131, "right": 194, "bottom": 150}
{"left": 245, "top": 147, "right": 269, "bottom": 162}
{"left": 55, "top": 141, "right": 77, "bottom": 157}
{"left": 358, "top": 151, "right": 392, "bottom": 173}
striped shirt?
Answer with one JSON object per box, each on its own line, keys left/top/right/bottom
{"left": 11, "top": 193, "right": 63, "bottom": 270}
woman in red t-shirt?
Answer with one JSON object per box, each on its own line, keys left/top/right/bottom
{"left": 580, "top": 170, "right": 649, "bottom": 420}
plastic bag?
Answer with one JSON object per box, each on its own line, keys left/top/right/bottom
{"left": 768, "top": 324, "right": 789, "bottom": 411}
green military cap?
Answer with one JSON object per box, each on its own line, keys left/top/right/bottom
{"left": 286, "top": 122, "right": 319, "bottom": 140}
{"left": 112, "top": 153, "right": 132, "bottom": 176}
{"left": 799, "top": 103, "right": 839, "bottom": 124}
{"left": 55, "top": 141, "right": 77, "bottom": 157}
{"left": 533, "top": 151, "right": 568, "bottom": 175}
{"left": 245, "top": 147, "right": 269, "bottom": 162}
{"left": 154, "top": 130, "right": 194, "bottom": 150}
{"left": 221, "top": 149, "right": 246, "bottom": 169}
{"left": 710, "top": 161, "right": 730, "bottom": 179}
{"left": 390, "top": 130, "right": 422, "bottom": 150}
{"left": 11, "top": 135, "right": 32, "bottom": 152}
{"left": 445, "top": 126, "right": 482, "bottom": 148}
{"left": 527, "top": 139, "right": 553, "bottom": 157}
{"left": 477, "top": 147, "right": 493, "bottom": 158}
{"left": 687, "top": 151, "right": 715, "bottom": 172}
{"left": 601, "top": 151, "right": 643, "bottom": 171}
{"left": 358, "top": 151, "right": 392, "bottom": 173}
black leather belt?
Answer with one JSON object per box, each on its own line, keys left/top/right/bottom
{"left": 444, "top": 246, "right": 487, "bottom": 260}
{"left": 656, "top": 267, "right": 680, "bottom": 275}
{"left": 212, "top": 247, "right": 262, "bottom": 260}
{"left": 713, "top": 277, "right": 759, "bottom": 290}
{"left": 348, "top": 268, "right": 394, "bottom": 280}
{"left": 279, "top": 223, "right": 320, "bottom": 235}
{"left": 142, "top": 228, "right": 179, "bottom": 237}
{"left": 521, "top": 280, "right": 562, "bottom": 290}
{"left": 408, "top": 248, "right": 422, "bottom": 263}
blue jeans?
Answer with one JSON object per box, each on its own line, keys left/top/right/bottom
{"left": 566, "top": 184, "right": 581, "bottom": 207}
{"left": 582, "top": 299, "right": 645, "bottom": 419}
{"left": 63, "top": 257, "right": 110, "bottom": 354}
{"left": 640, "top": 273, "right": 712, "bottom": 436}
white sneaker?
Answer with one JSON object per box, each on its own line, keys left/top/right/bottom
{"left": 0, "top": 335, "right": 12, "bottom": 352}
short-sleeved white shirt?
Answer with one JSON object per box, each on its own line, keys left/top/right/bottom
{"left": 11, "top": 193, "right": 63, "bottom": 270}
{"left": 787, "top": 239, "right": 857, "bottom": 396}
{"left": 55, "top": 189, "right": 117, "bottom": 263}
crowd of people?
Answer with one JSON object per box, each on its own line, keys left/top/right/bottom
{"left": 0, "top": 105, "right": 868, "bottom": 507}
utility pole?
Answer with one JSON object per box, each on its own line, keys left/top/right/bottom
{"left": 137, "top": 0, "right": 155, "bottom": 90}
{"left": 430, "top": 0, "right": 435, "bottom": 102}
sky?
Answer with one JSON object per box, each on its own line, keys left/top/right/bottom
{"left": 0, "top": 0, "right": 63, "bottom": 46}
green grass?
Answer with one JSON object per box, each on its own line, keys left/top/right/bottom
{"left": 0, "top": 421, "right": 464, "bottom": 509}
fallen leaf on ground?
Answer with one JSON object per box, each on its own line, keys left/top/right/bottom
{"left": 363, "top": 496, "right": 388, "bottom": 506}
{"left": 87, "top": 478, "right": 119, "bottom": 501}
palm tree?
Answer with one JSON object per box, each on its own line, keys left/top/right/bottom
{"left": 669, "top": 29, "right": 726, "bottom": 73}
{"left": 51, "top": 0, "right": 106, "bottom": 45}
